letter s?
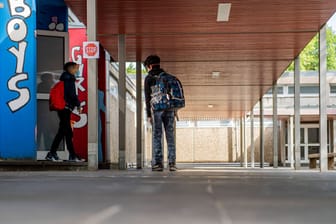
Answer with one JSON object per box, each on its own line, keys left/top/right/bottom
{"left": 7, "top": 73, "right": 30, "bottom": 112}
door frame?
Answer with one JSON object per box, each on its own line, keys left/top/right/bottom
{"left": 36, "top": 30, "right": 69, "bottom": 161}
{"left": 285, "top": 123, "right": 320, "bottom": 163}
{"left": 301, "top": 123, "right": 320, "bottom": 163}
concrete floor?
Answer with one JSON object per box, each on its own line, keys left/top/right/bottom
{"left": 0, "top": 168, "right": 336, "bottom": 224}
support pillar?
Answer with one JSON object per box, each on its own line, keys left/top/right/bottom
{"left": 235, "top": 119, "right": 239, "bottom": 162}
{"left": 240, "top": 117, "right": 243, "bottom": 167}
{"left": 260, "top": 98, "right": 264, "bottom": 168}
{"left": 320, "top": 25, "right": 328, "bottom": 172}
{"left": 105, "top": 52, "right": 111, "bottom": 165}
{"left": 333, "top": 120, "right": 336, "bottom": 164}
{"left": 136, "top": 61, "right": 142, "bottom": 169}
{"left": 240, "top": 116, "right": 247, "bottom": 168}
{"left": 118, "top": 34, "right": 126, "bottom": 170}
{"left": 294, "top": 56, "right": 301, "bottom": 170}
{"left": 330, "top": 120, "right": 336, "bottom": 152}
{"left": 288, "top": 116, "right": 294, "bottom": 168}
{"left": 328, "top": 120, "right": 332, "bottom": 153}
{"left": 280, "top": 120, "right": 286, "bottom": 165}
{"left": 251, "top": 109, "right": 255, "bottom": 168}
{"left": 244, "top": 115, "right": 248, "bottom": 168}
{"left": 87, "top": 0, "right": 98, "bottom": 170}
{"left": 273, "top": 84, "right": 278, "bottom": 168}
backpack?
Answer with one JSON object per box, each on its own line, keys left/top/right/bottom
{"left": 49, "top": 81, "right": 66, "bottom": 111}
{"left": 150, "top": 72, "right": 185, "bottom": 111}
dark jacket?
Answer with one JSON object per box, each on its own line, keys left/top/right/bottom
{"left": 144, "top": 66, "right": 165, "bottom": 118}
{"left": 60, "top": 72, "right": 80, "bottom": 110}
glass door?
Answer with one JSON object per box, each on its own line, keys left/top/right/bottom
{"left": 36, "top": 31, "right": 69, "bottom": 160}
{"left": 285, "top": 123, "right": 320, "bottom": 163}
{"left": 302, "top": 124, "right": 320, "bottom": 162}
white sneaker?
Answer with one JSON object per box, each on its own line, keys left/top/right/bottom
{"left": 69, "top": 155, "right": 85, "bottom": 162}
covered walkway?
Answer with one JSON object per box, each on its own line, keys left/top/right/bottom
{"left": 1, "top": 169, "right": 336, "bottom": 223}
{"left": 63, "top": 0, "right": 336, "bottom": 171}
{"left": 2, "top": 1, "right": 336, "bottom": 223}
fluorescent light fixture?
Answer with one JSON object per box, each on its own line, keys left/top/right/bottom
{"left": 208, "top": 104, "right": 214, "bottom": 108}
{"left": 212, "top": 71, "right": 220, "bottom": 78}
{"left": 0, "top": 3, "right": 4, "bottom": 8}
{"left": 217, "top": 3, "right": 231, "bottom": 22}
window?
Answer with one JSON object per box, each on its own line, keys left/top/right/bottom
{"left": 330, "top": 84, "right": 336, "bottom": 94}
{"left": 109, "top": 75, "right": 118, "bottom": 98}
{"left": 301, "top": 86, "right": 319, "bottom": 94}
{"left": 265, "top": 87, "right": 284, "bottom": 95}
{"left": 287, "top": 85, "right": 319, "bottom": 95}
{"left": 126, "top": 92, "right": 136, "bottom": 113}
{"left": 300, "top": 128, "right": 304, "bottom": 144}
{"left": 196, "top": 120, "right": 233, "bottom": 128}
{"left": 301, "top": 146, "right": 305, "bottom": 160}
{"left": 285, "top": 125, "right": 321, "bottom": 162}
{"left": 308, "top": 128, "right": 319, "bottom": 144}
{"left": 176, "top": 121, "right": 195, "bottom": 128}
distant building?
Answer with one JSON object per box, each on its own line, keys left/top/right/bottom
{"left": 148, "top": 71, "right": 336, "bottom": 167}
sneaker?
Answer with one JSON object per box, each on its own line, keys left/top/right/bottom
{"left": 69, "top": 155, "right": 85, "bottom": 162}
{"left": 152, "top": 163, "right": 163, "bottom": 171}
{"left": 45, "top": 152, "right": 61, "bottom": 162}
{"left": 169, "top": 163, "right": 177, "bottom": 172}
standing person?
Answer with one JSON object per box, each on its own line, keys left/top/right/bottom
{"left": 46, "top": 62, "right": 84, "bottom": 162}
{"left": 144, "top": 55, "right": 184, "bottom": 171}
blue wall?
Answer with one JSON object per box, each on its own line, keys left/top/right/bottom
{"left": 0, "top": 0, "right": 68, "bottom": 159}
{"left": 0, "top": 0, "right": 37, "bottom": 159}
{"left": 37, "top": 0, "right": 68, "bottom": 32}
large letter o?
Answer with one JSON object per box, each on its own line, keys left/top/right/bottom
{"left": 7, "top": 18, "right": 27, "bottom": 42}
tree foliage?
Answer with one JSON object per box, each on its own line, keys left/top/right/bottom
{"left": 126, "top": 62, "right": 147, "bottom": 75}
{"left": 287, "top": 26, "right": 336, "bottom": 71}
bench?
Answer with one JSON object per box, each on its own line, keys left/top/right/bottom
{"left": 308, "top": 153, "right": 336, "bottom": 170}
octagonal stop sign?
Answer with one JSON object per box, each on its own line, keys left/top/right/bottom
{"left": 83, "top": 41, "right": 100, "bottom": 59}
{"left": 86, "top": 43, "right": 97, "bottom": 56}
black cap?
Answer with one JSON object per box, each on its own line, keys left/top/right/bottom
{"left": 143, "top": 55, "right": 160, "bottom": 67}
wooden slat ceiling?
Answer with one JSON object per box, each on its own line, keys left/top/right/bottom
{"left": 65, "top": 0, "right": 336, "bottom": 120}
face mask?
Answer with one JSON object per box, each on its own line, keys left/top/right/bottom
{"left": 75, "top": 70, "right": 81, "bottom": 78}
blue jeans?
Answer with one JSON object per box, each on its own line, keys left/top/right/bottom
{"left": 152, "top": 110, "right": 176, "bottom": 165}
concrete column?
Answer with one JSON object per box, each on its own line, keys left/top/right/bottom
{"left": 280, "top": 120, "right": 286, "bottom": 165}
{"left": 235, "top": 119, "right": 240, "bottom": 162}
{"left": 118, "top": 34, "right": 126, "bottom": 170}
{"left": 105, "top": 52, "right": 111, "bottom": 164}
{"left": 244, "top": 115, "right": 248, "bottom": 168}
{"left": 251, "top": 110, "right": 255, "bottom": 168}
{"left": 260, "top": 98, "right": 264, "bottom": 168}
{"left": 328, "top": 120, "right": 333, "bottom": 154}
{"left": 320, "top": 25, "right": 328, "bottom": 172}
{"left": 288, "top": 116, "right": 294, "bottom": 168}
{"left": 136, "top": 61, "right": 142, "bottom": 169}
{"left": 192, "top": 127, "right": 195, "bottom": 163}
{"left": 241, "top": 116, "right": 247, "bottom": 168}
{"left": 142, "top": 111, "right": 147, "bottom": 167}
{"left": 333, "top": 120, "right": 336, "bottom": 164}
{"left": 240, "top": 117, "right": 243, "bottom": 167}
{"left": 329, "top": 122, "right": 333, "bottom": 160}
{"left": 294, "top": 56, "right": 301, "bottom": 170}
{"left": 273, "top": 84, "right": 278, "bottom": 168}
{"left": 87, "top": 0, "right": 98, "bottom": 170}
{"left": 333, "top": 120, "right": 336, "bottom": 153}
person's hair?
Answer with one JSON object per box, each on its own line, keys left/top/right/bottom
{"left": 41, "top": 73, "right": 54, "bottom": 82}
{"left": 63, "top": 62, "right": 77, "bottom": 72}
{"left": 143, "top": 55, "right": 160, "bottom": 67}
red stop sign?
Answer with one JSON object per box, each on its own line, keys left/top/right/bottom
{"left": 85, "top": 43, "right": 98, "bottom": 57}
